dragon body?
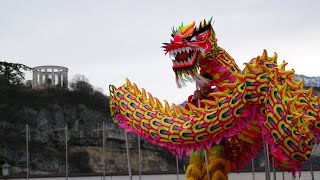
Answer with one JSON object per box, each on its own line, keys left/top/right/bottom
{"left": 109, "top": 19, "right": 320, "bottom": 179}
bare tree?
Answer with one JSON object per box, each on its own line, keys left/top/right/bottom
{"left": 70, "top": 74, "right": 89, "bottom": 83}
{"left": 70, "top": 74, "right": 93, "bottom": 94}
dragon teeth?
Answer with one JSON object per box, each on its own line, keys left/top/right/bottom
{"left": 169, "top": 47, "right": 199, "bottom": 64}
{"left": 172, "top": 49, "right": 176, "bottom": 56}
{"left": 169, "top": 52, "right": 174, "bottom": 59}
{"left": 188, "top": 57, "right": 192, "bottom": 64}
{"left": 170, "top": 47, "right": 191, "bottom": 56}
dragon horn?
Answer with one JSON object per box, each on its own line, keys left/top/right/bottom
{"left": 279, "top": 61, "right": 288, "bottom": 71}
{"left": 305, "top": 87, "right": 314, "bottom": 97}
{"left": 209, "top": 17, "right": 213, "bottom": 25}
{"left": 133, "top": 83, "right": 140, "bottom": 95}
{"left": 177, "top": 105, "right": 189, "bottom": 115}
{"left": 147, "top": 92, "right": 156, "bottom": 107}
{"left": 126, "top": 78, "right": 133, "bottom": 89}
{"left": 155, "top": 98, "right": 164, "bottom": 110}
{"left": 141, "top": 88, "right": 148, "bottom": 102}
{"left": 272, "top": 52, "right": 278, "bottom": 64}
{"left": 172, "top": 103, "right": 180, "bottom": 116}
{"left": 164, "top": 100, "right": 172, "bottom": 115}
{"left": 262, "top": 49, "right": 268, "bottom": 59}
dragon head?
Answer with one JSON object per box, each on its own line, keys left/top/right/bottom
{"left": 162, "top": 18, "right": 217, "bottom": 87}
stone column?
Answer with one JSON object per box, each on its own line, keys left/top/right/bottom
{"left": 63, "top": 72, "right": 67, "bottom": 88}
{"left": 36, "top": 71, "right": 39, "bottom": 87}
{"left": 52, "top": 69, "right": 55, "bottom": 86}
{"left": 58, "top": 71, "right": 62, "bottom": 86}
{"left": 39, "top": 71, "right": 43, "bottom": 87}
{"left": 36, "top": 70, "right": 39, "bottom": 87}
{"left": 65, "top": 70, "right": 68, "bottom": 88}
{"left": 45, "top": 69, "right": 48, "bottom": 87}
{"left": 32, "top": 70, "right": 37, "bottom": 87}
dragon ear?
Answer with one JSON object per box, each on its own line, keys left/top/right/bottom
{"left": 178, "top": 22, "right": 183, "bottom": 32}
{"left": 202, "top": 17, "right": 214, "bottom": 27}
{"left": 209, "top": 17, "right": 213, "bottom": 25}
{"left": 171, "top": 26, "right": 177, "bottom": 37}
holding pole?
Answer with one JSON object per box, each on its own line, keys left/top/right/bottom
{"left": 138, "top": 136, "right": 142, "bottom": 180}
{"left": 310, "top": 137, "right": 316, "bottom": 180}
{"left": 103, "top": 122, "right": 106, "bottom": 180}
{"left": 26, "top": 124, "right": 29, "bottom": 180}
{"left": 203, "top": 151, "right": 210, "bottom": 180}
{"left": 65, "top": 124, "right": 68, "bottom": 180}
{"left": 251, "top": 158, "right": 255, "bottom": 180}
{"left": 266, "top": 141, "right": 271, "bottom": 179}
{"left": 262, "top": 135, "right": 271, "bottom": 180}
{"left": 310, "top": 157, "right": 314, "bottom": 180}
{"left": 176, "top": 153, "right": 179, "bottom": 180}
{"left": 125, "top": 129, "right": 132, "bottom": 180}
{"left": 196, "top": 83, "right": 210, "bottom": 180}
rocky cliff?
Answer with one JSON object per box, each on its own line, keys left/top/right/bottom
{"left": 0, "top": 87, "right": 181, "bottom": 176}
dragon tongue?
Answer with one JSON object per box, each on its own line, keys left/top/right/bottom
{"left": 175, "top": 49, "right": 195, "bottom": 61}
{"left": 175, "top": 52, "right": 189, "bottom": 61}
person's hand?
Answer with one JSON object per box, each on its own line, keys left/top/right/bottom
{"left": 192, "top": 90, "right": 201, "bottom": 101}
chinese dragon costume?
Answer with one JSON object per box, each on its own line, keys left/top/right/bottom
{"left": 109, "top": 18, "right": 320, "bottom": 180}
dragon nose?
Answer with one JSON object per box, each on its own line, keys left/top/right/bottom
{"left": 174, "top": 36, "right": 182, "bottom": 43}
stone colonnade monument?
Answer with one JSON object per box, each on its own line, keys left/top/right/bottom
{"left": 32, "top": 65, "right": 68, "bottom": 89}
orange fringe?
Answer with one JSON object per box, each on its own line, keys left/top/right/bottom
{"left": 187, "top": 146, "right": 230, "bottom": 180}
{"left": 203, "top": 157, "right": 230, "bottom": 180}
{"left": 186, "top": 151, "right": 204, "bottom": 180}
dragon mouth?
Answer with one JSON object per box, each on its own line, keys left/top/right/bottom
{"left": 169, "top": 47, "right": 204, "bottom": 70}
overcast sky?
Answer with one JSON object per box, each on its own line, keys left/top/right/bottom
{"left": 1, "top": 0, "right": 320, "bottom": 104}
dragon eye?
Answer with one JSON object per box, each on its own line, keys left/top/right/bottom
{"left": 189, "top": 36, "right": 197, "bottom": 42}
